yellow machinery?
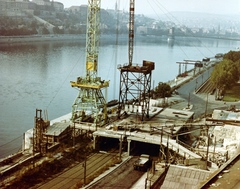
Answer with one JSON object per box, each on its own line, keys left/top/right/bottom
{"left": 71, "top": 0, "right": 109, "bottom": 126}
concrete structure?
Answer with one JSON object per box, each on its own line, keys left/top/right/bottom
{"left": 43, "top": 122, "right": 71, "bottom": 145}
{"left": 161, "top": 165, "right": 211, "bottom": 189}
{"left": 0, "top": 0, "right": 63, "bottom": 17}
{"left": 91, "top": 106, "right": 201, "bottom": 163}
{"left": 23, "top": 113, "right": 71, "bottom": 153}
{"left": 205, "top": 109, "right": 240, "bottom": 160}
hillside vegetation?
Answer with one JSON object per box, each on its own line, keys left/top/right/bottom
{"left": 211, "top": 50, "right": 240, "bottom": 100}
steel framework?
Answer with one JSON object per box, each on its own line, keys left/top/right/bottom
{"left": 33, "top": 109, "right": 49, "bottom": 154}
{"left": 118, "top": 0, "right": 154, "bottom": 121}
{"left": 118, "top": 61, "right": 154, "bottom": 121}
{"left": 70, "top": 0, "right": 109, "bottom": 126}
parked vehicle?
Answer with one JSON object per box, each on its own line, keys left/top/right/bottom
{"left": 133, "top": 154, "right": 152, "bottom": 172}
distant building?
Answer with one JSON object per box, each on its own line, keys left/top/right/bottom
{"left": 52, "top": 1, "right": 63, "bottom": 11}
{"left": 32, "top": 0, "right": 51, "bottom": 6}
{"left": 136, "top": 26, "right": 148, "bottom": 35}
{"left": 0, "top": 0, "right": 64, "bottom": 17}
{"left": 0, "top": 1, "right": 35, "bottom": 16}
{"left": 67, "top": 5, "right": 80, "bottom": 12}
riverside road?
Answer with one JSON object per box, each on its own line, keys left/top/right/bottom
{"left": 176, "top": 65, "right": 239, "bottom": 118}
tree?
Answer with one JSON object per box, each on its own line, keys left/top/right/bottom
{"left": 210, "top": 59, "right": 239, "bottom": 98}
{"left": 224, "top": 50, "right": 240, "bottom": 62}
{"left": 155, "top": 82, "right": 172, "bottom": 98}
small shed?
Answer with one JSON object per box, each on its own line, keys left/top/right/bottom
{"left": 43, "top": 122, "right": 71, "bottom": 145}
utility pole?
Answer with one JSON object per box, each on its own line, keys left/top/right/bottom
{"left": 187, "top": 92, "right": 190, "bottom": 109}
{"left": 205, "top": 126, "right": 209, "bottom": 170}
{"left": 159, "top": 126, "right": 163, "bottom": 162}
{"left": 73, "top": 122, "right": 75, "bottom": 147}
{"left": 83, "top": 157, "right": 87, "bottom": 186}
{"left": 165, "top": 134, "right": 169, "bottom": 168}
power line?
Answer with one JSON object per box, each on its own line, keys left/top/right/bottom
{"left": 45, "top": 53, "right": 82, "bottom": 110}
{"left": 0, "top": 135, "right": 22, "bottom": 148}
{"left": 146, "top": 0, "right": 216, "bottom": 57}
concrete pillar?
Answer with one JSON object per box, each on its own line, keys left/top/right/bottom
{"left": 119, "top": 135, "right": 123, "bottom": 159}
{"left": 93, "top": 135, "right": 96, "bottom": 150}
{"left": 127, "top": 139, "right": 131, "bottom": 156}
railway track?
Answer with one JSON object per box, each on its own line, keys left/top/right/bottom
{"left": 35, "top": 152, "right": 117, "bottom": 189}
{"left": 196, "top": 78, "right": 215, "bottom": 94}
{"left": 86, "top": 156, "right": 145, "bottom": 189}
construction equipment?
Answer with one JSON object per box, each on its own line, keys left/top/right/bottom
{"left": 176, "top": 60, "right": 203, "bottom": 76}
{"left": 33, "top": 109, "right": 50, "bottom": 154}
{"left": 70, "top": 0, "right": 109, "bottom": 126}
{"left": 128, "top": 0, "right": 134, "bottom": 66}
{"left": 118, "top": 0, "right": 155, "bottom": 121}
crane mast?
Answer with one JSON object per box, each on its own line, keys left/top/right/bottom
{"left": 70, "top": 0, "right": 109, "bottom": 126}
{"left": 128, "top": 0, "right": 135, "bottom": 66}
{"left": 86, "top": 0, "right": 100, "bottom": 79}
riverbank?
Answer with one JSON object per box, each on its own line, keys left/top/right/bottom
{"left": 1, "top": 34, "right": 240, "bottom": 46}
{"left": 0, "top": 34, "right": 86, "bottom": 44}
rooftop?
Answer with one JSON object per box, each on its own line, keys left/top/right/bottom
{"left": 161, "top": 164, "right": 211, "bottom": 189}
{"left": 45, "top": 122, "right": 70, "bottom": 136}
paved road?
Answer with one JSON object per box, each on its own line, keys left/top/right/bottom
{"left": 176, "top": 67, "right": 237, "bottom": 118}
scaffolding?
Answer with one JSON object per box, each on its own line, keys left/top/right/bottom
{"left": 118, "top": 61, "right": 154, "bottom": 121}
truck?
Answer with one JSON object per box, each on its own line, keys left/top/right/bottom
{"left": 133, "top": 154, "right": 152, "bottom": 172}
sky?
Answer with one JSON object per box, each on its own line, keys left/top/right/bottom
{"left": 58, "top": 0, "right": 240, "bottom": 15}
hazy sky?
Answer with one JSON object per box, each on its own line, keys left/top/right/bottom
{"left": 58, "top": 0, "right": 240, "bottom": 15}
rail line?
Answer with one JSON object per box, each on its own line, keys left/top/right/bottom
{"left": 36, "top": 152, "right": 117, "bottom": 189}
{"left": 86, "top": 156, "right": 145, "bottom": 189}
{"left": 195, "top": 78, "right": 215, "bottom": 94}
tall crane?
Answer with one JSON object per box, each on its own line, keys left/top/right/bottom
{"left": 118, "top": 0, "right": 155, "bottom": 121}
{"left": 128, "top": 0, "right": 135, "bottom": 66}
{"left": 70, "top": 0, "right": 109, "bottom": 126}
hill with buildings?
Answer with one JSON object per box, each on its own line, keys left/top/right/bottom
{"left": 0, "top": 0, "right": 239, "bottom": 39}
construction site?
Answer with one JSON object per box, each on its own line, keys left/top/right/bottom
{"left": 1, "top": 0, "right": 240, "bottom": 189}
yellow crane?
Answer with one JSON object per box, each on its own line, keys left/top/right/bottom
{"left": 70, "top": 0, "right": 109, "bottom": 126}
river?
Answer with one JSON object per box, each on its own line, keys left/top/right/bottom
{"left": 0, "top": 35, "right": 239, "bottom": 158}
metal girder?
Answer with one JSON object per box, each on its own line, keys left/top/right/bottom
{"left": 71, "top": 88, "right": 107, "bottom": 123}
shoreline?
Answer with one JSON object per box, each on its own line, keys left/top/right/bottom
{"left": 0, "top": 34, "right": 86, "bottom": 44}
{"left": 1, "top": 34, "right": 240, "bottom": 45}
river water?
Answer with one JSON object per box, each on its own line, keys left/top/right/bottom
{"left": 0, "top": 35, "right": 239, "bottom": 158}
